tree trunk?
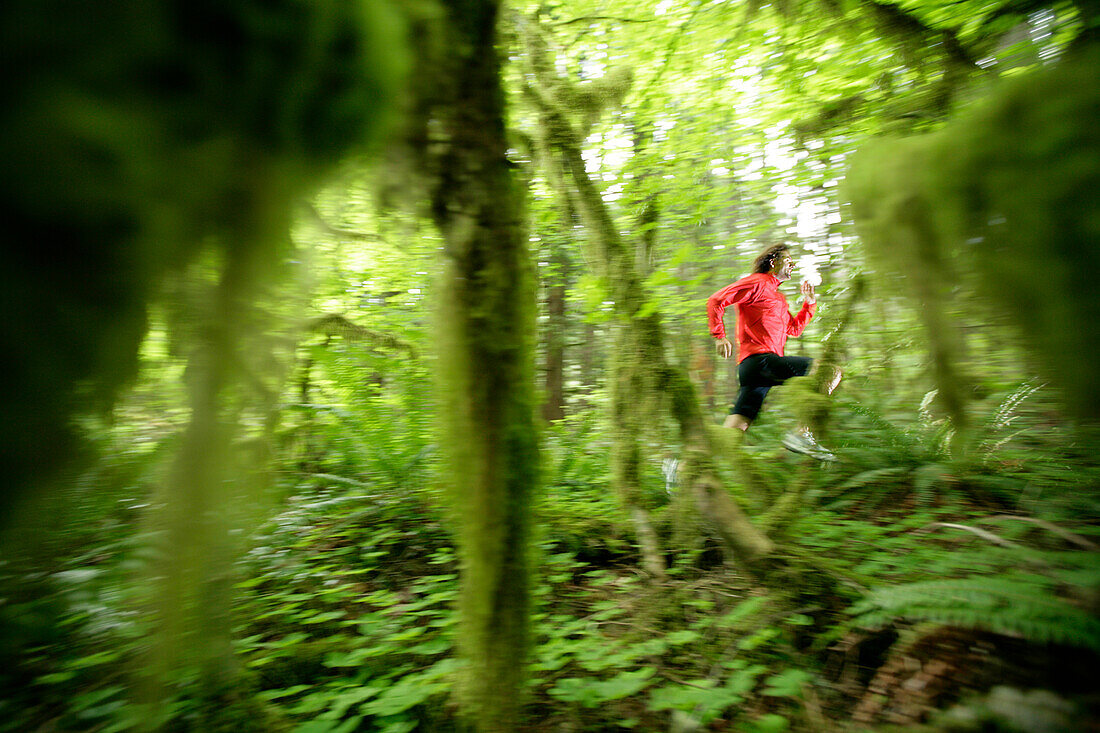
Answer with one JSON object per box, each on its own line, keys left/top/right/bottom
{"left": 525, "top": 75, "right": 666, "bottom": 575}
{"left": 610, "top": 324, "right": 668, "bottom": 578}
{"left": 148, "top": 231, "right": 276, "bottom": 715}
{"left": 519, "top": 18, "right": 775, "bottom": 568}
{"left": 531, "top": 111, "right": 580, "bottom": 425}
{"left": 543, "top": 260, "right": 567, "bottom": 422}
{"left": 431, "top": 2, "right": 538, "bottom": 729}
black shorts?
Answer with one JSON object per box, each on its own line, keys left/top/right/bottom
{"left": 731, "top": 352, "right": 813, "bottom": 420}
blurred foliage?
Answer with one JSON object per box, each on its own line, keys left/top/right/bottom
{"left": 845, "top": 46, "right": 1100, "bottom": 422}
{"left": 7, "top": 365, "right": 1098, "bottom": 730}
{"left": 3, "top": 0, "right": 1100, "bottom": 730}
{"left": 0, "top": 0, "right": 408, "bottom": 505}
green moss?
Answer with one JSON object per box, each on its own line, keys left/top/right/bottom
{"left": 843, "top": 49, "right": 1100, "bottom": 432}
{"left": 430, "top": 6, "right": 540, "bottom": 728}
{"left": 1, "top": 0, "right": 409, "bottom": 508}
{"left": 930, "top": 47, "right": 1100, "bottom": 419}
{"left": 846, "top": 47, "right": 1100, "bottom": 422}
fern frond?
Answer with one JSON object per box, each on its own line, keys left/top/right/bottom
{"left": 834, "top": 466, "right": 910, "bottom": 493}
{"left": 852, "top": 577, "right": 1100, "bottom": 652}
{"left": 989, "top": 379, "right": 1044, "bottom": 431}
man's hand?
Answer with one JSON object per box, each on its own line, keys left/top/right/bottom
{"left": 800, "top": 279, "right": 816, "bottom": 304}
{"left": 716, "top": 337, "right": 734, "bottom": 359}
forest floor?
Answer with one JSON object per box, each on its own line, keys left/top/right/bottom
{"left": 3, "top": 403, "right": 1100, "bottom": 732}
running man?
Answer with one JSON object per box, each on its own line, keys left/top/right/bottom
{"left": 707, "top": 244, "right": 838, "bottom": 460}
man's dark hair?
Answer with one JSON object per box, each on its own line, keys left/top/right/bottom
{"left": 753, "top": 244, "right": 790, "bottom": 274}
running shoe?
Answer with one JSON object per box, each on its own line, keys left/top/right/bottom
{"left": 782, "top": 430, "right": 837, "bottom": 462}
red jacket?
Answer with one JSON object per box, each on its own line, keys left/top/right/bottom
{"left": 707, "top": 272, "right": 815, "bottom": 363}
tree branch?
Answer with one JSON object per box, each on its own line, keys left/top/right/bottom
{"left": 552, "top": 15, "right": 656, "bottom": 26}
{"left": 980, "top": 515, "right": 1099, "bottom": 551}
{"left": 300, "top": 202, "right": 382, "bottom": 243}
{"left": 634, "top": 2, "right": 709, "bottom": 107}
{"left": 864, "top": 0, "right": 979, "bottom": 69}
{"left": 917, "top": 522, "right": 1019, "bottom": 548}
{"left": 309, "top": 314, "right": 416, "bottom": 356}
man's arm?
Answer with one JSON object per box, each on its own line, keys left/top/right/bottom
{"left": 707, "top": 278, "right": 756, "bottom": 359}
{"left": 786, "top": 279, "right": 817, "bottom": 337}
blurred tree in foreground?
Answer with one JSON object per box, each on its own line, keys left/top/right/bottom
{"left": 0, "top": 0, "right": 407, "bottom": 509}
{"left": 846, "top": 45, "right": 1100, "bottom": 429}
{"left": 1, "top": 0, "right": 409, "bottom": 725}
{"left": 398, "top": 0, "right": 540, "bottom": 728}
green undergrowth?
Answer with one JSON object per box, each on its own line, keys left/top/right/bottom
{"left": 5, "top": 376, "right": 1099, "bottom": 731}
{"left": 779, "top": 385, "right": 1100, "bottom": 655}
{"left": 1, "top": 439, "right": 838, "bottom": 732}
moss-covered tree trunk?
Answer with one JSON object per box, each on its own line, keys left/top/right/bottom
{"left": 610, "top": 325, "right": 668, "bottom": 578}
{"left": 145, "top": 193, "right": 289, "bottom": 718}
{"left": 543, "top": 253, "right": 568, "bottom": 422}
{"left": 156, "top": 260, "right": 240, "bottom": 701}
{"left": 763, "top": 278, "right": 866, "bottom": 535}
{"left": 519, "top": 17, "right": 774, "bottom": 570}
{"left": 844, "top": 141, "right": 972, "bottom": 444}
{"left": 431, "top": 1, "right": 539, "bottom": 730}
{"left": 526, "top": 71, "right": 666, "bottom": 577}
{"left": 534, "top": 133, "right": 577, "bottom": 424}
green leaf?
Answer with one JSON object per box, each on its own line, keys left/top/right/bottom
{"left": 323, "top": 648, "right": 373, "bottom": 668}
{"left": 746, "top": 713, "right": 790, "bottom": 732}
{"left": 301, "top": 610, "right": 346, "bottom": 624}
{"left": 548, "top": 671, "right": 654, "bottom": 707}
{"left": 409, "top": 637, "right": 450, "bottom": 655}
{"left": 762, "top": 668, "right": 812, "bottom": 698}
{"left": 592, "top": 668, "right": 656, "bottom": 701}
{"left": 257, "top": 684, "right": 312, "bottom": 701}
{"left": 377, "top": 718, "right": 417, "bottom": 733}
{"left": 737, "top": 627, "right": 779, "bottom": 651}
{"left": 646, "top": 680, "right": 716, "bottom": 712}
{"left": 625, "top": 638, "right": 668, "bottom": 657}
{"left": 716, "top": 597, "right": 768, "bottom": 628}
{"left": 329, "top": 686, "right": 379, "bottom": 718}
{"left": 34, "top": 671, "right": 77, "bottom": 685}
{"left": 292, "top": 691, "right": 335, "bottom": 715}
{"left": 292, "top": 720, "right": 342, "bottom": 733}
{"left": 664, "top": 629, "right": 701, "bottom": 646}
{"left": 725, "top": 664, "right": 767, "bottom": 694}
{"left": 648, "top": 681, "right": 742, "bottom": 723}
{"left": 548, "top": 677, "right": 598, "bottom": 706}
{"left": 362, "top": 680, "right": 434, "bottom": 717}
{"left": 332, "top": 717, "right": 364, "bottom": 733}
{"left": 66, "top": 650, "right": 122, "bottom": 669}
{"left": 72, "top": 686, "right": 124, "bottom": 712}
{"left": 785, "top": 613, "right": 814, "bottom": 626}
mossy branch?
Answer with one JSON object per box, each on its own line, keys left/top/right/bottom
{"left": 519, "top": 14, "right": 787, "bottom": 570}
{"left": 863, "top": 0, "right": 978, "bottom": 70}
{"left": 308, "top": 314, "right": 417, "bottom": 356}
{"left": 300, "top": 202, "right": 382, "bottom": 243}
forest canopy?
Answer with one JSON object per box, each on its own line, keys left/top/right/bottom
{"left": 1, "top": 0, "right": 1098, "bottom": 731}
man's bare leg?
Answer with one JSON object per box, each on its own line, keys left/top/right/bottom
{"left": 723, "top": 414, "right": 752, "bottom": 432}
{"left": 806, "top": 363, "right": 842, "bottom": 395}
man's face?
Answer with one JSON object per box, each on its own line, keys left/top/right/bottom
{"left": 774, "top": 253, "right": 795, "bottom": 281}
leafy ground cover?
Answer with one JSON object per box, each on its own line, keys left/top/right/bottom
{"left": 4, "top": 380, "right": 1098, "bottom": 732}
